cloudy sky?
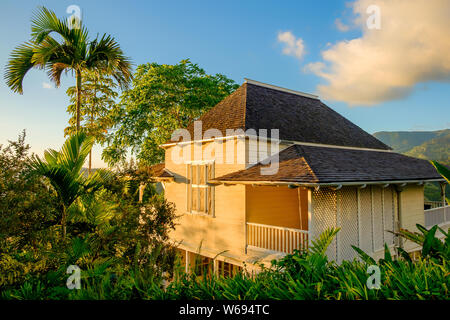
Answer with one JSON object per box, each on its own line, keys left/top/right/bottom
{"left": 1, "top": 0, "right": 449, "bottom": 167}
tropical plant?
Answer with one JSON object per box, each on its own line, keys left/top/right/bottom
{"left": 30, "top": 133, "right": 112, "bottom": 238}
{"left": 0, "top": 131, "right": 59, "bottom": 250}
{"left": 65, "top": 69, "right": 118, "bottom": 173}
{"left": 4, "top": 6, "right": 132, "bottom": 131}
{"left": 390, "top": 224, "right": 449, "bottom": 263}
{"left": 103, "top": 59, "right": 238, "bottom": 165}
{"left": 431, "top": 160, "right": 450, "bottom": 204}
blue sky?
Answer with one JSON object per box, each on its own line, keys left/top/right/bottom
{"left": 1, "top": 0, "right": 449, "bottom": 167}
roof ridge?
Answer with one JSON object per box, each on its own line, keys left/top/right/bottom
{"left": 244, "top": 78, "right": 319, "bottom": 100}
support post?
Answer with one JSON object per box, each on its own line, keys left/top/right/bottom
{"left": 394, "top": 185, "right": 404, "bottom": 249}
{"left": 307, "top": 188, "right": 313, "bottom": 248}
{"left": 439, "top": 182, "right": 446, "bottom": 207}
{"left": 213, "top": 259, "right": 219, "bottom": 276}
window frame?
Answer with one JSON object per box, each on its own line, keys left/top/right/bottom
{"left": 186, "top": 160, "right": 215, "bottom": 216}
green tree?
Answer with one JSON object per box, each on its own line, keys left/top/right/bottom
{"left": 31, "top": 133, "right": 112, "bottom": 239}
{"left": 65, "top": 70, "right": 118, "bottom": 173}
{"left": 0, "top": 131, "right": 59, "bottom": 250}
{"left": 4, "top": 6, "right": 132, "bottom": 132}
{"left": 103, "top": 59, "right": 238, "bottom": 165}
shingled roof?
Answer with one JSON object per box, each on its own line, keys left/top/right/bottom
{"left": 144, "top": 163, "right": 174, "bottom": 181}
{"left": 211, "top": 144, "right": 443, "bottom": 184}
{"left": 168, "top": 80, "right": 391, "bottom": 150}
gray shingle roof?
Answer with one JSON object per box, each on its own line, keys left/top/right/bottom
{"left": 171, "top": 82, "right": 391, "bottom": 150}
{"left": 212, "top": 144, "right": 443, "bottom": 184}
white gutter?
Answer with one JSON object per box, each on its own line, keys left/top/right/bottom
{"left": 160, "top": 133, "right": 393, "bottom": 153}
{"left": 211, "top": 178, "right": 445, "bottom": 187}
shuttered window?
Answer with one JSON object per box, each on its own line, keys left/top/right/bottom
{"left": 186, "top": 162, "right": 214, "bottom": 216}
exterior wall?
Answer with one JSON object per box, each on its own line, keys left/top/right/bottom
{"left": 399, "top": 185, "right": 425, "bottom": 252}
{"left": 312, "top": 186, "right": 399, "bottom": 262}
{"left": 164, "top": 138, "right": 247, "bottom": 257}
{"left": 246, "top": 185, "right": 308, "bottom": 230}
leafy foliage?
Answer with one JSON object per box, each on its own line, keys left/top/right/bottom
{"left": 0, "top": 131, "right": 59, "bottom": 250}
{"left": 30, "top": 132, "right": 113, "bottom": 238}
{"left": 391, "top": 224, "right": 449, "bottom": 263}
{"left": 103, "top": 59, "right": 238, "bottom": 165}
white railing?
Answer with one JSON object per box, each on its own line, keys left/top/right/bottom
{"left": 246, "top": 222, "right": 308, "bottom": 254}
{"left": 424, "top": 205, "right": 450, "bottom": 227}
{"left": 424, "top": 201, "right": 444, "bottom": 209}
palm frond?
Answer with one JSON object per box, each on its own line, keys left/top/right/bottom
{"left": 309, "top": 227, "right": 340, "bottom": 256}
{"left": 57, "top": 133, "right": 94, "bottom": 174}
{"left": 31, "top": 6, "right": 88, "bottom": 46}
{"left": 431, "top": 160, "right": 450, "bottom": 184}
{"left": 86, "top": 34, "right": 133, "bottom": 90}
{"left": 4, "top": 42, "right": 36, "bottom": 93}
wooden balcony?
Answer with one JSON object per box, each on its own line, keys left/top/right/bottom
{"left": 246, "top": 222, "right": 309, "bottom": 254}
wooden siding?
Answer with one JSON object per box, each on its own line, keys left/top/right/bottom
{"left": 165, "top": 138, "right": 247, "bottom": 256}
{"left": 245, "top": 185, "right": 308, "bottom": 230}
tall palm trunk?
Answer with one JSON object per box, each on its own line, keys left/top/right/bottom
{"left": 62, "top": 205, "right": 67, "bottom": 239}
{"left": 76, "top": 69, "right": 82, "bottom": 132}
{"left": 88, "top": 150, "right": 92, "bottom": 175}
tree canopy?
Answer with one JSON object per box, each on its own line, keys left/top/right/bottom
{"left": 102, "top": 59, "right": 239, "bottom": 165}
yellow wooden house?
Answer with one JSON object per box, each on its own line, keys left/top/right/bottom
{"left": 149, "top": 79, "right": 446, "bottom": 275}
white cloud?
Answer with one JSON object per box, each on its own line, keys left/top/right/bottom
{"left": 335, "top": 18, "right": 350, "bottom": 32}
{"left": 42, "top": 82, "right": 52, "bottom": 89}
{"left": 307, "top": 0, "right": 450, "bottom": 106}
{"left": 277, "top": 31, "right": 305, "bottom": 59}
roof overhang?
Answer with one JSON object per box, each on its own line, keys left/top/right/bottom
{"left": 209, "top": 178, "right": 446, "bottom": 188}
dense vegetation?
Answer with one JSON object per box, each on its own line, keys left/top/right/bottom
{"left": 0, "top": 133, "right": 178, "bottom": 299}
{"left": 102, "top": 59, "right": 238, "bottom": 165}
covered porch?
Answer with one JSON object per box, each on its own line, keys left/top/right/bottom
{"left": 244, "top": 184, "right": 310, "bottom": 255}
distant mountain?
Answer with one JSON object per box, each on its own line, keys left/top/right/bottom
{"left": 373, "top": 129, "right": 450, "bottom": 201}
{"left": 373, "top": 130, "right": 449, "bottom": 153}
{"left": 405, "top": 132, "right": 450, "bottom": 166}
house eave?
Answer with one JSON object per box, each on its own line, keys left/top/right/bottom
{"left": 209, "top": 178, "right": 446, "bottom": 188}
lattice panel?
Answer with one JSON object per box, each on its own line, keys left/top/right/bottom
{"left": 359, "top": 188, "right": 373, "bottom": 253}
{"left": 383, "top": 187, "right": 395, "bottom": 246}
{"left": 338, "top": 187, "right": 359, "bottom": 262}
{"left": 372, "top": 187, "right": 384, "bottom": 251}
{"left": 312, "top": 188, "right": 337, "bottom": 261}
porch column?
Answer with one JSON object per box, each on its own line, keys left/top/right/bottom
{"left": 213, "top": 259, "right": 219, "bottom": 276}
{"left": 394, "top": 185, "right": 404, "bottom": 249}
{"left": 440, "top": 182, "right": 447, "bottom": 207}
{"left": 307, "top": 188, "right": 313, "bottom": 247}
{"left": 440, "top": 182, "right": 447, "bottom": 222}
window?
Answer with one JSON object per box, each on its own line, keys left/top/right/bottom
{"left": 186, "top": 162, "right": 214, "bottom": 215}
{"left": 217, "top": 261, "right": 242, "bottom": 277}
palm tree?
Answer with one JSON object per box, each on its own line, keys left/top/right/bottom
{"left": 65, "top": 69, "right": 118, "bottom": 173}
{"left": 31, "top": 132, "right": 112, "bottom": 239}
{"left": 4, "top": 6, "right": 132, "bottom": 132}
